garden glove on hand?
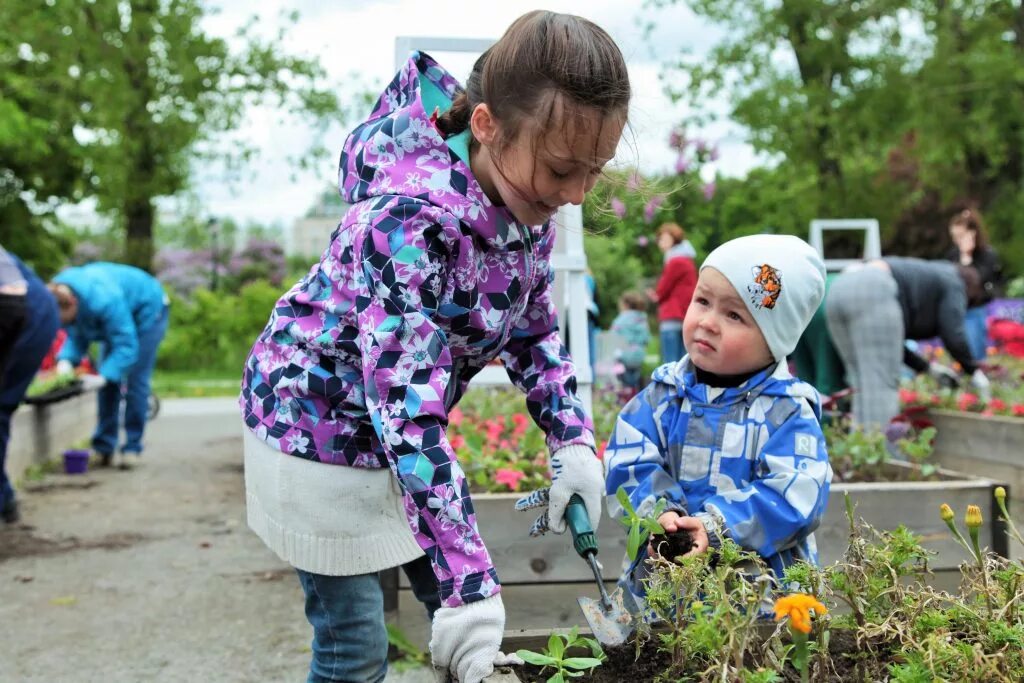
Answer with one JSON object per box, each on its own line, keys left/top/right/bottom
{"left": 515, "top": 445, "right": 603, "bottom": 536}
{"left": 430, "top": 594, "right": 513, "bottom": 683}
{"left": 80, "top": 374, "right": 107, "bottom": 391}
{"left": 927, "top": 362, "right": 960, "bottom": 389}
{"left": 969, "top": 369, "right": 991, "bottom": 403}
{"left": 55, "top": 360, "right": 74, "bottom": 376}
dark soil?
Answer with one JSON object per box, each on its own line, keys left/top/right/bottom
{"left": 0, "top": 526, "right": 150, "bottom": 562}
{"left": 650, "top": 528, "right": 695, "bottom": 562}
{"left": 512, "top": 628, "right": 897, "bottom": 682}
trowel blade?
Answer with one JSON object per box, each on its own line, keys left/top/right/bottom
{"left": 577, "top": 589, "right": 634, "bottom": 648}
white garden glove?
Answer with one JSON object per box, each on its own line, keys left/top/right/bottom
{"left": 969, "top": 369, "right": 991, "bottom": 403}
{"left": 515, "top": 445, "right": 603, "bottom": 536}
{"left": 80, "top": 374, "right": 108, "bottom": 391}
{"left": 56, "top": 360, "right": 74, "bottom": 376}
{"left": 430, "top": 594, "right": 509, "bottom": 683}
{"left": 927, "top": 362, "right": 960, "bottom": 389}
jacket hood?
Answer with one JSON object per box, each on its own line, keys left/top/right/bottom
{"left": 337, "top": 51, "right": 522, "bottom": 243}
{"left": 650, "top": 356, "right": 821, "bottom": 416}
{"left": 665, "top": 240, "right": 696, "bottom": 262}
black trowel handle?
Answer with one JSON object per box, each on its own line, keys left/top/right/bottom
{"left": 566, "top": 494, "right": 598, "bottom": 558}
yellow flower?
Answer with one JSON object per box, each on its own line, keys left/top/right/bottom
{"left": 965, "top": 505, "right": 983, "bottom": 529}
{"left": 940, "top": 503, "right": 954, "bottom": 522}
{"left": 995, "top": 487, "right": 1006, "bottom": 505}
{"left": 773, "top": 593, "right": 827, "bottom": 634}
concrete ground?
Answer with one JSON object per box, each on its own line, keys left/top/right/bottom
{"left": 0, "top": 398, "right": 594, "bottom": 683}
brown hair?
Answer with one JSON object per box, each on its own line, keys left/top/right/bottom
{"left": 619, "top": 290, "right": 647, "bottom": 312}
{"left": 47, "top": 282, "right": 78, "bottom": 323}
{"left": 434, "top": 11, "right": 630, "bottom": 163}
{"left": 949, "top": 207, "right": 989, "bottom": 251}
{"left": 656, "top": 222, "right": 686, "bottom": 246}
{"left": 957, "top": 264, "right": 985, "bottom": 308}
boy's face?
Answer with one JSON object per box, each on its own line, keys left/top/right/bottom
{"left": 683, "top": 267, "right": 774, "bottom": 375}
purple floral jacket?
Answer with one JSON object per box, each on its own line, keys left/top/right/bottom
{"left": 240, "top": 52, "right": 595, "bottom": 608}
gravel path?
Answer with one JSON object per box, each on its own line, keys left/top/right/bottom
{"left": 0, "top": 398, "right": 435, "bottom": 683}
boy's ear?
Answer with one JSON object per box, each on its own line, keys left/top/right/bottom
{"left": 469, "top": 103, "right": 500, "bottom": 146}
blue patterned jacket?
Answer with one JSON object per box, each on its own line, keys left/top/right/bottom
{"left": 605, "top": 357, "right": 832, "bottom": 584}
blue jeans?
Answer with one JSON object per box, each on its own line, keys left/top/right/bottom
{"left": 297, "top": 554, "right": 441, "bottom": 683}
{"left": 93, "top": 306, "right": 168, "bottom": 455}
{"left": 963, "top": 305, "right": 989, "bottom": 362}
{"left": 0, "top": 258, "right": 60, "bottom": 511}
{"left": 659, "top": 321, "right": 684, "bottom": 364}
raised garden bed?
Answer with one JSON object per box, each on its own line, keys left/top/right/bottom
{"left": 396, "top": 462, "right": 1007, "bottom": 592}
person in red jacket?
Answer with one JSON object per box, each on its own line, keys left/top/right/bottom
{"left": 648, "top": 222, "right": 697, "bottom": 363}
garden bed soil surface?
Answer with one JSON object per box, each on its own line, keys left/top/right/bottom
{"left": 511, "top": 629, "right": 895, "bottom": 682}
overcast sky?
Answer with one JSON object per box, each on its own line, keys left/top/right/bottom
{"left": 182, "top": 0, "right": 760, "bottom": 229}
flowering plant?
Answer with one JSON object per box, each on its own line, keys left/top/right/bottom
{"left": 449, "top": 385, "right": 622, "bottom": 493}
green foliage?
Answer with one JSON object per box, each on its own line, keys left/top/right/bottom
{"left": 614, "top": 486, "right": 666, "bottom": 562}
{"left": 1, "top": 1, "right": 341, "bottom": 270}
{"left": 515, "top": 626, "right": 604, "bottom": 683}
{"left": 157, "top": 279, "right": 280, "bottom": 375}
{"left": 649, "top": 0, "right": 1024, "bottom": 274}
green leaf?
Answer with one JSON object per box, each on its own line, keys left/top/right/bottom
{"left": 627, "top": 523, "right": 644, "bottom": 562}
{"left": 562, "top": 657, "right": 604, "bottom": 670}
{"left": 547, "top": 633, "right": 565, "bottom": 660}
{"left": 616, "top": 487, "right": 634, "bottom": 516}
{"left": 516, "top": 650, "right": 557, "bottom": 666}
{"left": 549, "top": 673, "right": 566, "bottom": 683}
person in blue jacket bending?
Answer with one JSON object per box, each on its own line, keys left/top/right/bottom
{"left": 48, "top": 262, "right": 169, "bottom": 469}
{"left": 0, "top": 246, "right": 60, "bottom": 522}
{"left": 605, "top": 235, "right": 833, "bottom": 605}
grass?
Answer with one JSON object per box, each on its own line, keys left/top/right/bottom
{"left": 151, "top": 369, "right": 241, "bottom": 398}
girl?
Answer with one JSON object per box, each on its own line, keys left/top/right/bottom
{"left": 946, "top": 207, "right": 1002, "bottom": 361}
{"left": 649, "top": 222, "right": 697, "bottom": 364}
{"left": 240, "top": 11, "right": 629, "bottom": 683}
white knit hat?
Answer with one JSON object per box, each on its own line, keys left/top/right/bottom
{"left": 701, "top": 234, "right": 826, "bottom": 361}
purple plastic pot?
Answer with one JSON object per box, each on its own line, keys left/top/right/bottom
{"left": 63, "top": 449, "right": 90, "bottom": 475}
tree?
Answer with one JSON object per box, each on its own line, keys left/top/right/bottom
{"left": 1, "top": 1, "right": 341, "bottom": 272}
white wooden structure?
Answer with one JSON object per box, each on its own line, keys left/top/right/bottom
{"left": 808, "top": 218, "right": 882, "bottom": 273}
{"left": 394, "top": 37, "right": 593, "bottom": 413}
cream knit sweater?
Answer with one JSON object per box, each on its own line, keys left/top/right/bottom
{"left": 243, "top": 427, "right": 424, "bottom": 575}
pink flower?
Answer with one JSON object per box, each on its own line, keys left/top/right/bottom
{"left": 449, "top": 435, "right": 465, "bottom": 450}
{"left": 597, "top": 440, "right": 608, "bottom": 461}
{"left": 898, "top": 388, "right": 919, "bottom": 405}
{"left": 611, "top": 197, "right": 626, "bottom": 219}
{"left": 702, "top": 181, "right": 716, "bottom": 201}
{"left": 449, "top": 407, "right": 464, "bottom": 428}
{"left": 990, "top": 398, "right": 1007, "bottom": 412}
{"left": 512, "top": 413, "right": 529, "bottom": 436}
{"left": 1012, "top": 404, "right": 1024, "bottom": 417}
{"left": 668, "top": 128, "right": 686, "bottom": 150}
{"left": 484, "top": 419, "right": 504, "bottom": 444}
{"left": 957, "top": 393, "right": 979, "bottom": 411}
{"left": 498, "top": 439, "right": 512, "bottom": 451}
{"left": 636, "top": 235, "right": 650, "bottom": 248}
{"left": 627, "top": 171, "right": 642, "bottom": 191}
{"left": 643, "top": 195, "right": 665, "bottom": 223}
{"left": 674, "top": 155, "right": 690, "bottom": 175}
{"left": 709, "top": 145, "right": 720, "bottom": 161}
{"left": 495, "top": 468, "right": 526, "bottom": 491}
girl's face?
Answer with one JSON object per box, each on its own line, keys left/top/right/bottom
{"left": 472, "top": 98, "right": 624, "bottom": 226}
{"left": 683, "top": 267, "right": 774, "bottom": 375}
{"left": 657, "top": 231, "right": 675, "bottom": 252}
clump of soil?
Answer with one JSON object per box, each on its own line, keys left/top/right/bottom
{"left": 0, "top": 527, "right": 149, "bottom": 562}
{"left": 650, "top": 528, "right": 694, "bottom": 562}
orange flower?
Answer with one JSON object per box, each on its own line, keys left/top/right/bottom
{"left": 773, "top": 593, "right": 827, "bottom": 634}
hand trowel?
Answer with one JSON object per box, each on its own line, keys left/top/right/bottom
{"left": 565, "top": 494, "right": 636, "bottom": 648}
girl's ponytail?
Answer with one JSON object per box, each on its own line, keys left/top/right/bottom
{"left": 435, "top": 92, "right": 472, "bottom": 137}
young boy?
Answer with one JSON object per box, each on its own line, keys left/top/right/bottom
{"left": 605, "top": 234, "right": 832, "bottom": 599}
{"left": 610, "top": 290, "right": 651, "bottom": 395}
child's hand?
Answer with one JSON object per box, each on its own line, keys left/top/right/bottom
{"left": 648, "top": 512, "right": 709, "bottom": 558}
